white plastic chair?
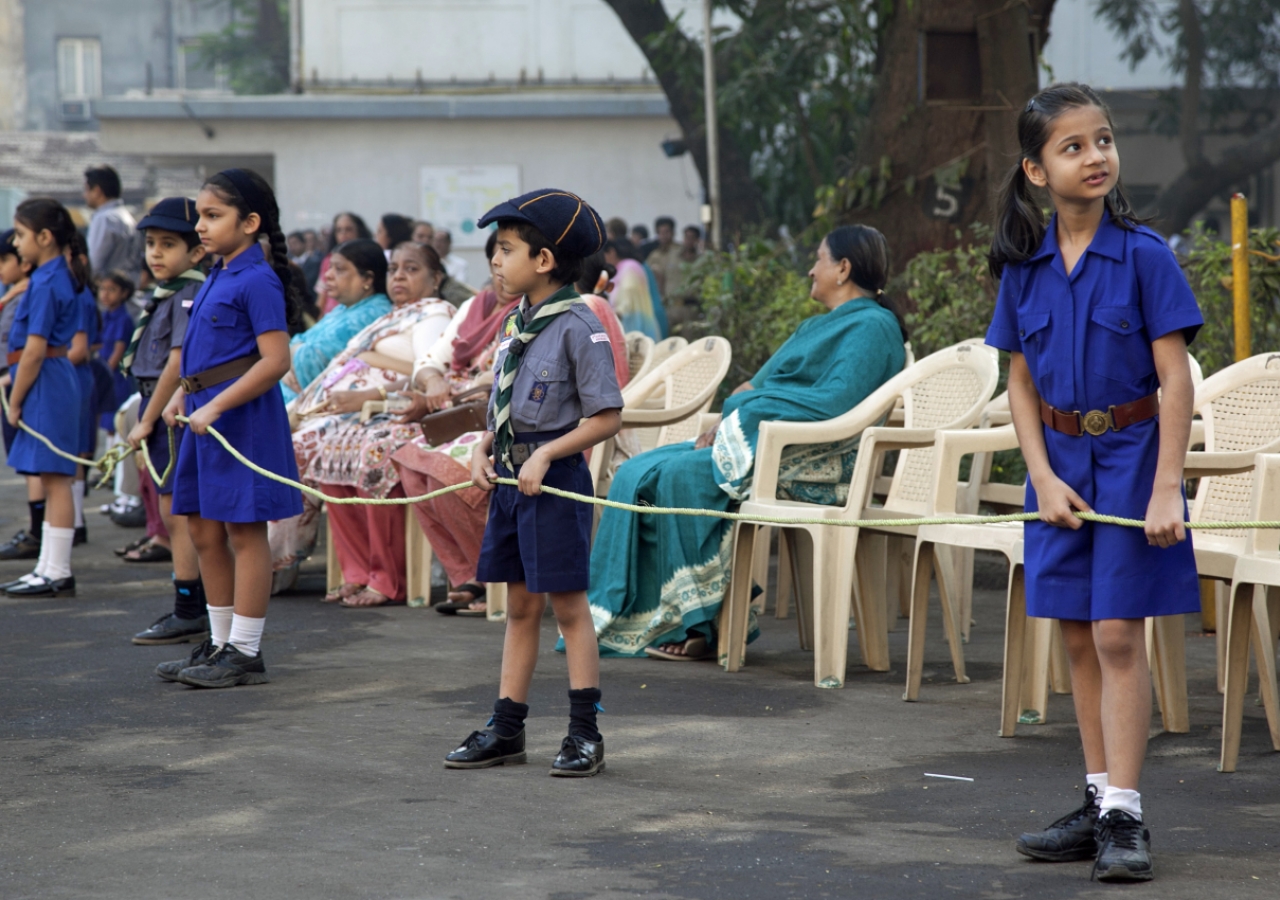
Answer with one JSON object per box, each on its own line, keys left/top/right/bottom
{"left": 721, "top": 341, "right": 999, "bottom": 688}
{"left": 625, "top": 332, "right": 656, "bottom": 383}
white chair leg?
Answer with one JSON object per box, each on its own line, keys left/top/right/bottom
{"left": 775, "top": 528, "right": 793, "bottom": 619}
{"left": 1151, "top": 614, "right": 1189, "bottom": 734}
{"left": 934, "top": 546, "right": 969, "bottom": 686}
{"left": 750, "top": 526, "right": 772, "bottom": 614}
{"left": 1221, "top": 580, "right": 1257, "bottom": 772}
{"left": 1000, "top": 563, "right": 1028, "bottom": 738}
{"left": 811, "top": 527, "right": 852, "bottom": 688}
{"left": 486, "top": 582, "right": 507, "bottom": 622}
{"left": 325, "top": 509, "right": 341, "bottom": 591}
{"left": 853, "top": 533, "right": 890, "bottom": 672}
{"left": 1215, "top": 580, "right": 1229, "bottom": 694}
{"left": 722, "top": 522, "right": 758, "bottom": 672}
{"left": 1049, "top": 620, "right": 1072, "bottom": 694}
{"left": 1250, "top": 584, "right": 1280, "bottom": 751}
{"left": 404, "top": 507, "right": 433, "bottom": 607}
{"left": 1019, "top": 617, "right": 1053, "bottom": 726}
{"left": 904, "top": 539, "right": 934, "bottom": 701}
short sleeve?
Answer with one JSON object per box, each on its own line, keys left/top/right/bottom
{"left": 985, "top": 265, "right": 1023, "bottom": 353}
{"left": 241, "top": 272, "right": 288, "bottom": 337}
{"left": 1133, "top": 237, "right": 1203, "bottom": 345}
{"left": 567, "top": 308, "right": 623, "bottom": 418}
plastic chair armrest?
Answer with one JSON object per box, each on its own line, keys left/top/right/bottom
{"left": 1183, "top": 438, "right": 1280, "bottom": 478}
{"left": 359, "top": 400, "right": 388, "bottom": 422}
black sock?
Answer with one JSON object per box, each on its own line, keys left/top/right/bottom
{"left": 28, "top": 501, "right": 45, "bottom": 538}
{"left": 173, "top": 578, "right": 205, "bottom": 620}
{"left": 568, "top": 687, "right": 602, "bottom": 742}
{"left": 490, "top": 697, "right": 528, "bottom": 738}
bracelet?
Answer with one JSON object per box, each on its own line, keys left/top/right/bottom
{"left": 375, "top": 384, "right": 387, "bottom": 400}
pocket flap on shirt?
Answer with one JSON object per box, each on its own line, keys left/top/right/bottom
{"left": 525, "top": 357, "right": 568, "bottom": 382}
{"left": 1017, "top": 311, "right": 1051, "bottom": 340}
{"left": 1090, "top": 305, "right": 1143, "bottom": 336}
{"left": 207, "top": 308, "right": 239, "bottom": 329}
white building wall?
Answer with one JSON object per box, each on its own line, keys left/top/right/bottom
{"left": 1044, "top": 0, "right": 1177, "bottom": 90}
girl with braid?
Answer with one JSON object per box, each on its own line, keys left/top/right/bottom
{"left": 155, "top": 169, "right": 303, "bottom": 689}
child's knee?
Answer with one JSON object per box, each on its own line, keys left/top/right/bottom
{"left": 506, "top": 590, "right": 546, "bottom": 622}
{"left": 1094, "top": 620, "right": 1146, "bottom": 666}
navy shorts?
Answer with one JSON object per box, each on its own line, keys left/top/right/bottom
{"left": 139, "top": 395, "right": 183, "bottom": 495}
{"left": 475, "top": 452, "right": 594, "bottom": 594}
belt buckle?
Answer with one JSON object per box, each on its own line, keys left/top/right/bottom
{"left": 510, "top": 443, "right": 531, "bottom": 466}
{"left": 1081, "top": 409, "right": 1112, "bottom": 436}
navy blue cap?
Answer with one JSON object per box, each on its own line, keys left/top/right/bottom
{"left": 477, "top": 188, "right": 605, "bottom": 259}
{"left": 137, "top": 197, "right": 199, "bottom": 233}
{"left": 0, "top": 229, "right": 16, "bottom": 255}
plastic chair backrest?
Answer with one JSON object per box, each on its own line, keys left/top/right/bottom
{"left": 627, "top": 336, "right": 732, "bottom": 450}
{"left": 882, "top": 342, "right": 1000, "bottom": 513}
{"left": 626, "top": 332, "right": 655, "bottom": 382}
{"left": 1191, "top": 352, "right": 1280, "bottom": 537}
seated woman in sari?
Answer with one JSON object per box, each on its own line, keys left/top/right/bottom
{"left": 268, "top": 242, "right": 457, "bottom": 589}
{"left": 281, "top": 239, "right": 392, "bottom": 402}
{"left": 587, "top": 225, "right": 908, "bottom": 660}
{"left": 390, "top": 254, "right": 631, "bottom": 615}
{"left": 604, "top": 239, "right": 667, "bottom": 340}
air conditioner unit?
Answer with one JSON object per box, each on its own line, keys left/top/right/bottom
{"left": 60, "top": 99, "right": 93, "bottom": 122}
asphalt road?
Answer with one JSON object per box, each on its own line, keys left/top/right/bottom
{"left": 1, "top": 474, "right": 1277, "bottom": 899}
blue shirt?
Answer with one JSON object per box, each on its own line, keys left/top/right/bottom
{"left": 9, "top": 256, "right": 80, "bottom": 352}
{"left": 76, "top": 287, "right": 101, "bottom": 348}
{"left": 99, "top": 305, "right": 135, "bottom": 362}
{"left": 986, "top": 210, "right": 1203, "bottom": 412}
{"left": 182, "top": 243, "right": 288, "bottom": 377}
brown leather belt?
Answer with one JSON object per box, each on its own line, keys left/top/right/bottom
{"left": 136, "top": 377, "right": 158, "bottom": 398}
{"left": 1040, "top": 392, "right": 1159, "bottom": 437}
{"left": 7, "top": 346, "right": 68, "bottom": 366}
{"left": 179, "top": 352, "right": 261, "bottom": 393}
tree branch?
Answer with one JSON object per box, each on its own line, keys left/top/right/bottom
{"left": 1178, "top": 0, "right": 1206, "bottom": 167}
{"left": 1155, "top": 116, "right": 1280, "bottom": 232}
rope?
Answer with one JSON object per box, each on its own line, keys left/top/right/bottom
{"left": 6, "top": 385, "right": 1278, "bottom": 530}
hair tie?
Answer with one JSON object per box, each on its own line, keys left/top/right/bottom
{"left": 875, "top": 288, "right": 885, "bottom": 298}
{"left": 218, "top": 168, "right": 271, "bottom": 222}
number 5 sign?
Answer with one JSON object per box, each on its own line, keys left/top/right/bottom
{"left": 920, "top": 174, "right": 974, "bottom": 222}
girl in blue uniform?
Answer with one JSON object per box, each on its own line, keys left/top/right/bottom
{"left": 2, "top": 200, "right": 87, "bottom": 597}
{"left": 157, "top": 168, "right": 303, "bottom": 689}
{"left": 986, "top": 84, "right": 1203, "bottom": 883}
{"left": 68, "top": 234, "right": 99, "bottom": 543}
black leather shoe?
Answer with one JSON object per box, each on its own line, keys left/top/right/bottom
{"left": 156, "top": 638, "right": 219, "bottom": 682}
{"left": 1092, "top": 810, "right": 1152, "bottom": 882}
{"left": 178, "top": 645, "right": 270, "bottom": 688}
{"left": 549, "top": 734, "right": 605, "bottom": 777}
{"left": 443, "top": 729, "right": 527, "bottom": 769}
{"left": 0, "top": 530, "right": 41, "bottom": 560}
{"left": 73, "top": 525, "right": 87, "bottom": 545}
{"left": 3, "top": 574, "right": 76, "bottom": 597}
{"left": 1016, "top": 784, "right": 1099, "bottom": 862}
{"left": 132, "top": 613, "right": 210, "bottom": 645}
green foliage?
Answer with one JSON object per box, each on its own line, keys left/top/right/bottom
{"left": 675, "top": 237, "right": 822, "bottom": 403}
{"left": 1180, "top": 224, "right": 1280, "bottom": 375}
{"left": 195, "top": 0, "right": 290, "bottom": 95}
{"left": 890, "top": 223, "right": 998, "bottom": 359}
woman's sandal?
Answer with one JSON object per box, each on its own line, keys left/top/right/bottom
{"left": 323, "top": 582, "right": 365, "bottom": 604}
{"left": 339, "top": 588, "right": 405, "bottom": 608}
{"left": 122, "top": 541, "right": 173, "bottom": 564}
{"left": 643, "top": 635, "right": 716, "bottom": 662}
{"left": 436, "top": 583, "right": 486, "bottom": 616}
{"left": 114, "top": 536, "right": 150, "bottom": 558}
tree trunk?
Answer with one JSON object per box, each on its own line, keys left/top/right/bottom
{"left": 839, "top": 0, "right": 1054, "bottom": 266}
{"left": 256, "top": 0, "right": 289, "bottom": 86}
{"left": 603, "top": 0, "right": 764, "bottom": 240}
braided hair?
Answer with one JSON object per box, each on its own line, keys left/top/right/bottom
{"left": 202, "top": 169, "right": 304, "bottom": 332}
{"left": 14, "top": 198, "right": 84, "bottom": 290}
{"left": 65, "top": 229, "right": 92, "bottom": 294}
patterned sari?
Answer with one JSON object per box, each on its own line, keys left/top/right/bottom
{"left": 585, "top": 297, "right": 905, "bottom": 658}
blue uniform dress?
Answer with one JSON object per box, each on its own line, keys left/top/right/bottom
{"left": 7, "top": 257, "right": 83, "bottom": 476}
{"left": 986, "top": 211, "right": 1204, "bottom": 621}
{"left": 74, "top": 287, "right": 100, "bottom": 454}
{"left": 98, "top": 305, "right": 135, "bottom": 430}
{"left": 171, "top": 244, "right": 303, "bottom": 522}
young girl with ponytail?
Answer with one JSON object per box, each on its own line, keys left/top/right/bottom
{"left": 986, "top": 84, "right": 1203, "bottom": 883}
{"left": 2, "top": 199, "right": 86, "bottom": 597}
{"left": 155, "top": 168, "right": 303, "bottom": 689}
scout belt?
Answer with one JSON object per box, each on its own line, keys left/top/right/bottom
{"left": 7, "top": 346, "right": 68, "bottom": 366}
{"left": 509, "top": 428, "right": 574, "bottom": 467}
{"left": 1040, "top": 392, "right": 1159, "bottom": 437}
{"left": 179, "top": 352, "right": 261, "bottom": 393}
{"left": 136, "top": 377, "right": 158, "bottom": 398}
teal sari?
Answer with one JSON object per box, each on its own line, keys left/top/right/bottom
{"left": 586, "top": 297, "right": 905, "bottom": 657}
{"left": 282, "top": 292, "right": 392, "bottom": 402}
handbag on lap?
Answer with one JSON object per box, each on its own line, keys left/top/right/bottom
{"left": 417, "top": 385, "right": 490, "bottom": 446}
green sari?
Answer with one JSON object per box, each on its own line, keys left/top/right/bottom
{"left": 586, "top": 297, "right": 905, "bottom": 657}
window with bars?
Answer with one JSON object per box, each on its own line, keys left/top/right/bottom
{"left": 57, "top": 38, "right": 102, "bottom": 100}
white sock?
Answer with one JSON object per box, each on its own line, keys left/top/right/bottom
{"left": 228, "top": 614, "right": 265, "bottom": 656}
{"left": 72, "top": 480, "right": 85, "bottom": 528}
{"left": 33, "top": 522, "right": 53, "bottom": 578}
{"left": 1100, "top": 786, "right": 1142, "bottom": 821}
{"left": 1086, "top": 772, "right": 1109, "bottom": 798}
{"left": 207, "top": 605, "right": 234, "bottom": 648}
{"left": 41, "top": 525, "right": 75, "bottom": 580}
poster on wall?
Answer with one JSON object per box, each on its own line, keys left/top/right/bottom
{"left": 419, "top": 165, "right": 521, "bottom": 248}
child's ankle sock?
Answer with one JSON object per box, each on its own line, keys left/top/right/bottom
{"left": 491, "top": 697, "right": 528, "bottom": 737}
{"left": 1100, "top": 786, "right": 1142, "bottom": 821}
{"left": 207, "top": 604, "right": 234, "bottom": 648}
{"left": 228, "top": 614, "right": 265, "bottom": 656}
{"left": 1086, "top": 772, "right": 1108, "bottom": 799}
{"left": 41, "top": 524, "right": 75, "bottom": 580}
{"left": 173, "top": 578, "right": 205, "bottom": 620}
{"left": 28, "top": 500, "right": 45, "bottom": 537}
{"left": 72, "top": 481, "right": 85, "bottom": 528}
{"left": 567, "top": 687, "right": 603, "bottom": 742}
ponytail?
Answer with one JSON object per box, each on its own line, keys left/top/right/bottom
{"left": 987, "top": 164, "right": 1046, "bottom": 280}
{"left": 65, "top": 230, "right": 91, "bottom": 293}
{"left": 202, "top": 169, "right": 304, "bottom": 332}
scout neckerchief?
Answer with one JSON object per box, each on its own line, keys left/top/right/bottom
{"left": 119, "top": 269, "right": 206, "bottom": 376}
{"left": 492, "top": 283, "right": 581, "bottom": 469}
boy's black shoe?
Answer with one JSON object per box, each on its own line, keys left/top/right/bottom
{"left": 443, "top": 729, "right": 527, "bottom": 769}
{"left": 1016, "top": 784, "right": 1100, "bottom": 862}
{"left": 132, "top": 613, "right": 210, "bottom": 645}
{"left": 156, "top": 638, "right": 219, "bottom": 682}
{"left": 1092, "top": 810, "right": 1152, "bottom": 882}
{"left": 0, "top": 530, "right": 40, "bottom": 560}
{"left": 549, "top": 735, "right": 605, "bottom": 777}
{"left": 3, "top": 574, "right": 76, "bottom": 597}
{"left": 177, "top": 645, "right": 270, "bottom": 688}
{"left": 73, "top": 525, "right": 87, "bottom": 545}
